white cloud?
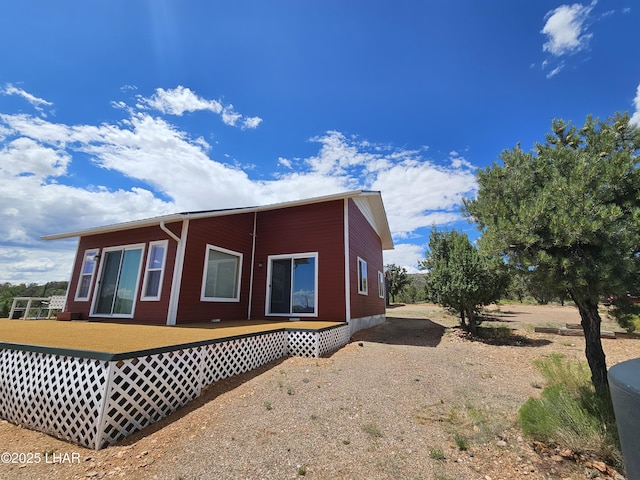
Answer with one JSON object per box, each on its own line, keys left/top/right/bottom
{"left": 0, "top": 137, "right": 70, "bottom": 178}
{"left": 277, "top": 157, "right": 292, "bottom": 169}
{"left": 243, "top": 116, "right": 263, "bottom": 129}
{"left": 546, "top": 64, "right": 565, "bottom": 79}
{"left": 2, "top": 84, "right": 53, "bottom": 116}
{"left": 383, "top": 243, "right": 426, "bottom": 274}
{"left": 138, "top": 86, "right": 262, "bottom": 129}
{"left": 631, "top": 82, "right": 640, "bottom": 127}
{"left": 0, "top": 86, "right": 477, "bottom": 283}
{"left": 0, "top": 245, "right": 75, "bottom": 283}
{"left": 541, "top": 2, "right": 595, "bottom": 57}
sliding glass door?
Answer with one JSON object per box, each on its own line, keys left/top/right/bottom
{"left": 93, "top": 245, "right": 144, "bottom": 317}
{"left": 267, "top": 253, "right": 317, "bottom": 316}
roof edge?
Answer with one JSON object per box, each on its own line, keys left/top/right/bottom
{"left": 42, "top": 190, "right": 379, "bottom": 241}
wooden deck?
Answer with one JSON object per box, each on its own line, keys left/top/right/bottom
{"left": 0, "top": 319, "right": 346, "bottom": 355}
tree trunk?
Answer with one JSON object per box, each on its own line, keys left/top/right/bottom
{"left": 466, "top": 308, "right": 478, "bottom": 335}
{"left": 459, "top": 309, "right": 466, "bottom": 327}
{"left": 570, "top": 293, "right": 609, "bottom": 397}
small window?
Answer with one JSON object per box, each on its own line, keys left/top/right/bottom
{"left": 75, "top": 249, "right": 99, "bottom": 301}
{"left": 141, "top": 240, "right": 168, "bottom": 300}
{"left": 378, "top": 271, "right": 385, "bottom": 299}
{"left": 357, "top": 257, "right": 368, "bottom": 295}
{"left": 201, "top": 245, "right": 243, "bottom": 302}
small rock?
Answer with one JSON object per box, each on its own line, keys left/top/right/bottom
{"left": 585, "top": 468, "right": 600, "bottom": 479}
{"left": 86, "top": 472, "right": 99, "bottom": 478}
{"left": 551, "top": 455, "right": 563, "bottom": 463}
{"left": 592, "top": 461, "right": 608, "bottom": 473}
{"left": 496, "top": 440, "right": 508, "bottom": 448}
{"left": 559, "top": 448, "right": 573, "bottom": 458}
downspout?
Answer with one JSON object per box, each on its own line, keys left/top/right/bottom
{"left": 247, "top": 212, "right": 258, "bottom": 320}
{"left": 162, "top": 220, "right": 189, "bottom": 326}
{"left": 344, "top": 199, "right": 351, "bottom": 324}
{"left": 160, "top": 220, "right": 181, "bottom": 243}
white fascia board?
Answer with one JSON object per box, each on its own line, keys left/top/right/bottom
{"left": 41, "top": 190, "right": 385, "bottom": 242}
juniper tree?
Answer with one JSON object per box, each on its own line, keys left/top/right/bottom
{"left": 421, "top": 228, "right": 506, "bottom": 334}
{"left": 464, "top": 113, "right": 640, "bottom": 396}
{"left": 385, "top": 264, "right": 409, "bottom": 303}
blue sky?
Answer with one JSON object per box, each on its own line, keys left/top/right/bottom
{"left": 1, "top": 1, "right": 639, "bottom": 283}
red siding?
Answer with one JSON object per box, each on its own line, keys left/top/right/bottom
{"left": 251, "top": 200, "right": 347, "bottom": 321}
{"left": 64, "top": 223, "right": 181, "bottom": 324}
{"left": 62, "top": 197, "right": 385, "bottom": 326}
{"left": 176, "top": 213, "right": 255, "bottom": 323}
{"left": 348, "top": 199, "right": 385, "bottom": 319}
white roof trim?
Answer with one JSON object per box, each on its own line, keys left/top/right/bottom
{"left": 42, "top": 190, "right": 394, "bottom": 250}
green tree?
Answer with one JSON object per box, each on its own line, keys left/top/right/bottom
{"left": 464, "top": 113, "right": 640, "bottom": 396}
{"left": 385, "top": 264, "right": 410, "bottom": 303}
{"left": 421, "top": 228, "right": 506, "bottom": 334}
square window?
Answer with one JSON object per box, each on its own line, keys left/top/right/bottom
{"left": 201, "top": 245, "right": 243, "bottom": 302}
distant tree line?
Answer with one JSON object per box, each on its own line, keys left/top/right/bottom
{"left": 0, "top": 282, "right": 68, "bottom": 318}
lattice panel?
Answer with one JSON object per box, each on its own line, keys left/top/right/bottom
{"left": 318, "top": 325, "right": 351, "bottom": 356}
{"left": 0, "top": 349, "right": 109, "bottom": 449}
{"left": 98, "top": 348, "right": 203, "bottom": 448}
{"left": 200, "top": 332, "right": 287, "bottom": 386}
{"left": 287, "top": 331, "right": 318, "bottom": 357}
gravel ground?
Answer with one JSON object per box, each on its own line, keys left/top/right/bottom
{"left": 1, "top": 303, "right": 638, "bottom": 480}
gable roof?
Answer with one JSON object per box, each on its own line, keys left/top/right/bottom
{"left": 42, "top": 190, "right": 394, "bottom": 250}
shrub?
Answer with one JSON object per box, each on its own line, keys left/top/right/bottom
{"left": 518, "top": 355, "right": 621, "bottom": 466}
{"left": 454, "top": 433, "right": 468, "bottom": 451}
{"left": 429, "top": 447, "right": 445, "bottom": 460}
{"left": 607, "top": 296, "right": 640, "bottom": 333}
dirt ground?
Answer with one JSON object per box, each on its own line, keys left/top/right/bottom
{"left": 0, "top": 303, "right": 638, "bottom": 480}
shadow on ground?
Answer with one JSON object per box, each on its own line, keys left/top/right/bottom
{"left": 480, "top": 310, "right": 531, "bottom": 323}
{"left": 351, "top": 317, "right": 446, "bottom": 347}
{"left": 457, "top": 326, "right": 553, "bottom": 347}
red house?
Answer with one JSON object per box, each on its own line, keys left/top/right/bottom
{"left": 43, "top": 191, "right": 394, "bottom": 333}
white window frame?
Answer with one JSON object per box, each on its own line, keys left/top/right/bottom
{"left": 265, "top": 252, "right": 319, "bottom": 317}
{"left": 75, "top": 248, "right": 99, "bottom": 301}
{"left": 378, "top": 271, "right": 385, "bottom": 299}
{"left": 140, "top": 240, "right": 169, "bottom": 301}
{"left": 200, "top": 244, "right": 243, "bottom": 302}
{"left": 357, "top": 257, "right": 368, "bottom": 295}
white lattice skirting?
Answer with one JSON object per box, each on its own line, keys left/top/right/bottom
{"left": 0, "top": 325, "right": 350, "bottom": 450}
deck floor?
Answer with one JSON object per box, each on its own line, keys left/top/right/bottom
{"left": 0, "top": 319, "right": 345, "bottom": 354}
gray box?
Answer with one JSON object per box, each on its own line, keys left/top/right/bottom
{"left": 609, "top": 358, "right": 640, "bottom": 480}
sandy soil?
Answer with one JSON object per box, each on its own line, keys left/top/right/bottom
{"left": 0, "top": 303, "right": 638, "bottom": 480}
